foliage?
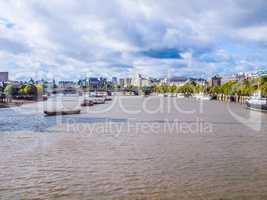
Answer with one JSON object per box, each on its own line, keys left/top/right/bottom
{"left": 35, "top": 84, "right": 44, "bottom": 95}
{"left": 206, "top": 76, "right": 267, "bottom": 96}
{"left": 155, "top": 83, "right": 169, "bottom": 93}
{"left": 178, "top": 83, "right": 194, "bottom": 94}
{"left": 209, "top": 86, "right": 222, "bottom": 94}
{"left": 194, "top": 84, "right": 205, "bottom": 93}
{"left": 261, "top": 82, "right": 267, "bottom": 97}
{"left": 19, "top": 84, "right": 27, "bottom": 95}
{"left": 19, "top": 84, "right": 38, "bottom": 96}
{"left": 221, "top": 80, "right": 237, "bottom": 95}
{"left": 24, "top": 84, "right": 37, "bottom": 96}
{"left": 4, "top": 85, "right": 16, "bottom": 97}
{"left": 259, "top": 75, "right": 267, "bottom": 86}
{"left": 169, "top": 85, "right": 177, "bottom": 93}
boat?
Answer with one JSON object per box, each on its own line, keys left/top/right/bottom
{"left": 246, "top": 91, "right": 267, "bottom": 112}
{"left": 92, "top": 98, "right": 105, "bottom": 104}
{"left": 44, "top": 109, "right": 81, "bottom": 116}
{"left": 194, "top": 92, "right": 212, "bottom": 101}
{"left": 177, "top": 93, "right": 185, "bottom": 99}
{"left": 81, "top": 99, "right": 94, "bottom": 107}
{"left": 105, "top": 97, "right": 112, "bottom": 101}
{"left": 184, "top": 93, "right": 192, "bottom": 98}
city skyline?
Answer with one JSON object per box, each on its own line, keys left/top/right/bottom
{"left": 1, "top": 1, "right": 267, "bottom": 80}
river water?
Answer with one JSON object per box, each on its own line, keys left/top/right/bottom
{"left": 0, "top": 96, "right": 267, "bottom": 200}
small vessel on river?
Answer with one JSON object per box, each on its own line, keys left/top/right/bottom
{"left": 44, "top": 109, "right": 81, "bottom": 116}
{"left": 81, "top": 99, "right": 94, "bottom": 107}
{"left": 246, "top": 91, "right": 267, "bottom": 112}
{"left": 195, "top": 92, "right": 212, "bottom": 101}
{"left": 92, "top": 98, "right": 105, "bottom": 104}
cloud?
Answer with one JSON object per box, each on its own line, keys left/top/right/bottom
{"left": 0, "top": 0, "right": 267, "bottom": 80}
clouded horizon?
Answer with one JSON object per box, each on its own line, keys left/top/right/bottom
{"left": 1, "top": 0, "right": 267, "bottom": 81}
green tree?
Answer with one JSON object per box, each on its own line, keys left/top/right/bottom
{"left": 178, "top": 84, "right": 194, "bottom": 94}
{"left": 156, "top": 83, "right": 169, "bottom": 93}
{"left": 19, "top": 84, "right": 27, "bottom": 95}
{"left": 209, "top": 86, "right": 222, "bottom": 94}
{"left": 261, "top": 82, "right": 267, "bottom": 97}
{"left": 162, "top": 83, "right": 169, "bottom": 93}
{"left": 169, "top": 85, "right": 177, "bottom": 93}
{"left": 221, "top": 80, "right": 237, "bottom": 95}
{"left": 24, "top": 84, "right": 38, "bottom": 96}
{"left": 239, "top": 80, "right": 254, "bottom": 96}
{"left": 4, "top": 85, "right": 16, "bottom": 97}
{"left": 35, "top": 84, "right": 44, "bottom": 95}
{"left": 259, "top": 75, "right": 267, "bottom": 86}
{"left": 194, "top": 84, "right": 204, "bottom": 93}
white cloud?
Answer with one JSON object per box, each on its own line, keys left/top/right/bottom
{"left": 237, "top": 26, "right": 267, "bottom": 42}
{"left": 0, "top": 0, "right": 267, "bottom": 80}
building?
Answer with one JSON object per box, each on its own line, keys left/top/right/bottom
{"left": 233, "top": 73, "right": 247, "bottom": 82}
{"left": 99, "top": 77, "right": 107, "bottom": 88}
{"left": 0, "top": 72, "right": 8, "bottom": 82}
{"left": 210, "top": 75, "right": 222, "bottom": 87}
{"left": 119, "top": 78, "right": 125, "bottom": 87}
{"left": 132, "top": 74, "right": 151, "bottom": 88}
{"left": 168, "top": 76, "right": 189, "bottom": 86}
{"left": 125, "top": 78, "right": 132, "bottom": 87}
{"left": 89, "top": 78, "right": 100, "bottom": 89}
{"left": 190, "top": 78, "right": 206, "bottom": 86}
{"left": 149, "top": 78, "right": 161, "bottom": 85}
{"left": 112, "top": 77, "right": 118, "bottom": 84}
{"left": 58, "top": 81, "right": 76, "bottom": 88}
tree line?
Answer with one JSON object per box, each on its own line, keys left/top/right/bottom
{"left": 144, "top": 75, "right": 267, "bottom": 97}
{"left": 208, "top": 75, "right": 267, "bottom": 97}
{"left": 1, "top": 83, "right": 44, "bottom": 99}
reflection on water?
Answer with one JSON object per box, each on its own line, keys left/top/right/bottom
{"left": 0, "top": 96, "right": 267, "bottom": 200}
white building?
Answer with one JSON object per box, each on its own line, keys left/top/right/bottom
{"left": 132, "top": 74, "right": 151, "bottom": 88}
{"left": 168, "top": 77, "right": 189, "bottom": 86}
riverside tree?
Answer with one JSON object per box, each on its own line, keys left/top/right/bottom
{"left": 4, "top": 85, "right": 17, "bottom": 101}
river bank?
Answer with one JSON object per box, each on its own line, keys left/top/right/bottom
{"left": 0, "top": 99, "right": 38, "bottom": 108}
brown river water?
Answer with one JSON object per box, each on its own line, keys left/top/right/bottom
{"left": 0, "top": 96, "right": 267, "bottom": 200}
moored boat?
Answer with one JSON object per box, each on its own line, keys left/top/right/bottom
{"left": 194, "top": 92, "right": 212, "bottom": 101}
{"left": 105, "top": 97, "right": 112, "bottom": 101}
{"left": 92, "top": 98, "right": 105, "bottom": 104}
{"left": 81, "top": 99, "right": 94, "bottom": 107}
{"left": 246, "top": 97, "right": 267, "bottom": 112}
{"left": 246, "top": 91, "right": 267, "bottom": 112}
{"left": 177, "top": 93, "right": 185, "bottom": 99}
{"left": 44, "top": 109, "right": 81, "bottom": 116}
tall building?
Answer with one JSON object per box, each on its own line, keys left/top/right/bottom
{"left": 99, "top": 77, "right": 107, "bottom": 88}
{"left": 89, "top": 78, "right": 100, "bottom": 89}
{"left": 119, "top": 78, "right": 125, "bottom": 87}
{"left": 58, "top": 81, "right": 76, "bottom": 88}
{"left": 0, "top": 72, "right": 8, "bottom": 82}
{"left": 125, "top": 78, "right": 132, "bottom": 87}
{"left": 210, "top": 75, "right": 222, "bottom": 87}
{"left": 112, "top": 77, "right": 118, "bottom": 84}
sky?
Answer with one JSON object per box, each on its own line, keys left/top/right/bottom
{"left": 0, "top": 0, "right": 267, "bottom": 81}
